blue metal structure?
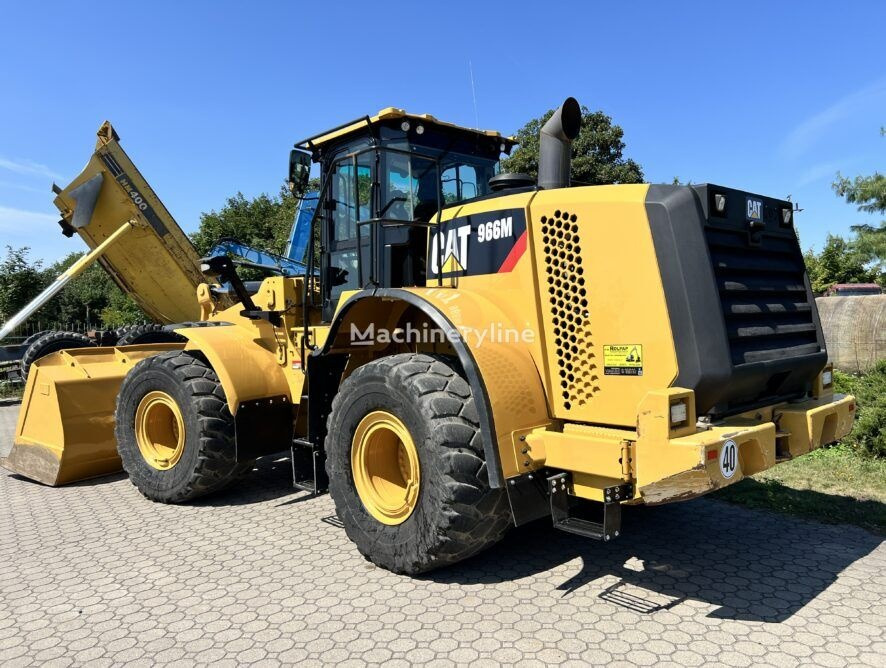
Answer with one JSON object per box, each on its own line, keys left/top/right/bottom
{"left": 286, "top": 191, "right": 318, "bottom": 264}
{"left": 206, "top": 239, "right": 307, "bottom": 276}
{"left": 206, "top": 191, "right": 319, "bottom": 276}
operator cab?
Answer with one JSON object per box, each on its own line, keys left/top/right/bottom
{"left": 290, "top": 108, "right": 516, "bottom": 321}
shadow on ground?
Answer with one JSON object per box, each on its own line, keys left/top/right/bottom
{"left": 2, "top": 450, "right": 299, "bottom": 503}
{"left": 216, "top": 454, "right": 884, "bottom": 625}
{"left": 5, "top": 443, "right": 881, "bottom": 625}
{"left": 425, "top": 498, "right": 883, "bottom": 623}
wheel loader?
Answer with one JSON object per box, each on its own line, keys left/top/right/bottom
{"left": 1, "top": 98, "right": 855, "bottom": 574}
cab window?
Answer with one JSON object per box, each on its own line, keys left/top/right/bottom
{"left": 440, "top": 156, "right": 497, "bottom": 205}
{"left": 381, "top": 153, "right": 438, "bottom": 221}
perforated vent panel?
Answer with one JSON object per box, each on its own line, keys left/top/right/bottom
{"left": 541, "top": 210, "right": 594, "bottom": 411}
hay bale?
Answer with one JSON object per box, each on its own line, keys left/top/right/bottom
{"left": 816, "top": 294, "right": 886, "bottom": 373}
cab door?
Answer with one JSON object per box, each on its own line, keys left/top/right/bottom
{"left": 323, "top": 153, "right": 373, "bottom": 321}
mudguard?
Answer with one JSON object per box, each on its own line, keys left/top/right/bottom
{"left": 316, "top": 287, "right": 551, "bottom": 488}
{"left": 174, "top": 324, "right": 296, "bottom": 461}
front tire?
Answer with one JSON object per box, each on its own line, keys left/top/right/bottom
{"left": 115, "top": 350, "right": 243, "bottom": 503}
{"left": 325, "top": 353, "right": 510, "bottom": 574}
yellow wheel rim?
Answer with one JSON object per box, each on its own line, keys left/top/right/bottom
{"left": 351, "top": 411, "right": 420, "bottom": 526}
{"left": 135, "top": 391, "right": 186, "bottom": 471}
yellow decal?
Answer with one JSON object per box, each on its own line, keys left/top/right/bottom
{"left": 603, "top": 344, "right": 643, "bottom": 376}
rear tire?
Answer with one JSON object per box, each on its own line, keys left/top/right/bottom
{"left": 116, "top": 323, "right": 186, "bottom": 347}
{"left": 325, "top": 353, "right": 511, "bottom": 574}
{"left": 20, "top": 331, "right": 95, "bottom": 381}
{"left": 21, "top": 330, "right": 51, "bottom": 346}
{"left": 115, "top": 350, "right": 243, "bottom": 503}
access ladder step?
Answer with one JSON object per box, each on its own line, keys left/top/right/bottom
{"left": 293, "top": 478, "right": 318, "bottom": 494}
{"left": 292, "top": 437, "right": 318, "bottom": 451}
{"left": 553, "top": 516, "right": 608, "bottom": 540}
{"left": 548, "top": 472, "right": 632, "bottom": 542}
{"left": 290, "top": 438, "right": 328, "bottom": 496}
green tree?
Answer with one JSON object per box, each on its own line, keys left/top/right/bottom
{"left": 0, "top": 247, "right": 48, "bottom": 321}
{"left": 0, "top": 246, "right": 144, "bottom": 332}
{"left": 191, "top": 185, "right": 305, "bottom": 257}
{"left": 832, "top": 128, "right": 886, "bottom": 214}
{"left": 38, "top": 252, "right": 145, "bottom": 328}
{"left": 850, "top": 221, "right": 886, "bottom": 276}
{"left": 101, "top": 289, "right": 146, "bottom": 328}
{"left": 501, "top": 105, "right": 643, "bottom": 185}
{"left": 804, "top": 235, "right": 878, "bottom": 294}
{"left": 831, "top": 129, "right": 885, "bottom": 284}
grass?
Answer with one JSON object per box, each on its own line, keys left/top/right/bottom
{"left": 714, "top": 444, "right": 886, "bottom": 535}
{"left": 716, "top": 363, "right": 886, "bottom": 534}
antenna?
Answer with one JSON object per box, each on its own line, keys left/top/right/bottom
{"left": 468, "top": 60, "right": 479, "bottom": 129}
{"left": 785, "top": 195, "right": 804, "bottom": 213}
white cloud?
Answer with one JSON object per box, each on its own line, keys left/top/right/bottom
{"left": 0, "top": 205, "right": 80, "bottom": 262}
{"left": 0, "top": 205, "right": 58, "bottom": 231}
{"left": 794, "top": 161, "right": 843, "bottom": 188}
{"left": 780, "top": 79, "right": 886, "bottom": 159}
{"left": 0, "top": 156, "right": 62, "bottom": 181}
{"left": 0, "top": 180, "right": 46, "bottom": 194}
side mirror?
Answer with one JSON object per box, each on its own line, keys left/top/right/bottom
{"left": 288, "top": 149, "right": 312, "bottom": 193}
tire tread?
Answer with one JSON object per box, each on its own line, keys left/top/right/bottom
{"left": 115, "top": 350, "right": 243, "bottom": 503}
{"left": 326, "top": 353, "right": 511, "bottom": 573}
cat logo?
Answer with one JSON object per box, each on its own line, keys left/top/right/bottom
{"left": 746, "top": 197, "right": 762, "bottom": 221}
{"left": 430, "top": 225, "right": 471, "bottom": 275}
{"left": 427, "top": 208, "right": 528, "bottom": 278}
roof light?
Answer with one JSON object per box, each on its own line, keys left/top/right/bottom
{"left": 400, "top": 120, "right": 411, "bottom": 132}
{"left": 714, "top": 193, "right": 727, "bottom": 213}
{"left": 781, "top": 207, "right": 793, "bottom": 226}
{"left": 499, "top": 142, "right": 506, "bottom": 152}
{"left": 415, "top": 124, "right": 425, "bottom": 135}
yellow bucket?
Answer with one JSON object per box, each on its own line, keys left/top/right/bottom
{"left": 1, "top": 344, "right": 182, "bottom": 485}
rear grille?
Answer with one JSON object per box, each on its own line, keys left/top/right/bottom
{"left": 704, "top": 225, "right": 820, "bottom": 365}
{"left": 541, "top": 209, "right": 593, "bottom": 411}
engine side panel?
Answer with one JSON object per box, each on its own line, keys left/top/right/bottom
{"left": 527, "top": 184, "right": 679, "bottom": 427}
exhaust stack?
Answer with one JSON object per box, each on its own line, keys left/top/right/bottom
{"left": 537, "top": 97, "right": 582, "bottom": 190}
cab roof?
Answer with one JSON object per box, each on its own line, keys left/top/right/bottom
{"left": 295, "top": 107, "right": 517, "bottom": 152}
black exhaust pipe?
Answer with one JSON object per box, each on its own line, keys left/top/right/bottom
{"left": 537, "top": 97, "right": 581, "bottom": 190}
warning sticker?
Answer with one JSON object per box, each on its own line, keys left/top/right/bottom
{"left": 604, "top": 344, "right": 644, "bottom": 376}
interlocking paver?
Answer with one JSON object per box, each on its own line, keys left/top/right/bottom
{"left": 0, "top": 404, "right": 884, "bottom": 665}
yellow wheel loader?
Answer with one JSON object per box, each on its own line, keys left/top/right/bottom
{"left": 2, "top": 99, "right": 855, "bottom": 574}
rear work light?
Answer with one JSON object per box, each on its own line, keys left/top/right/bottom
{"left": 670, "top": 401, "right": 688, "bottom": 427}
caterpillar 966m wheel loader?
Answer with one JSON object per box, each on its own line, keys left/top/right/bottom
{"left": 2, "top": 99, "right": 855, "bottom": 574}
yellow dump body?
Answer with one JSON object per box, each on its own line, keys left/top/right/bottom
{"left": 51, "top": 122, "right": 205, "bottom": 323}
{"left": 1, "top": 344, "right": 184, "bottom": 485}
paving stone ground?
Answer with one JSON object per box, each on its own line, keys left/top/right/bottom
{"left": 0, "top": 404, "right": 884, "bottom": 667}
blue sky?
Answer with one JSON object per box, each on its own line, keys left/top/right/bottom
{"left": 0, "top": 0, "right": 883, "bottom": 263}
